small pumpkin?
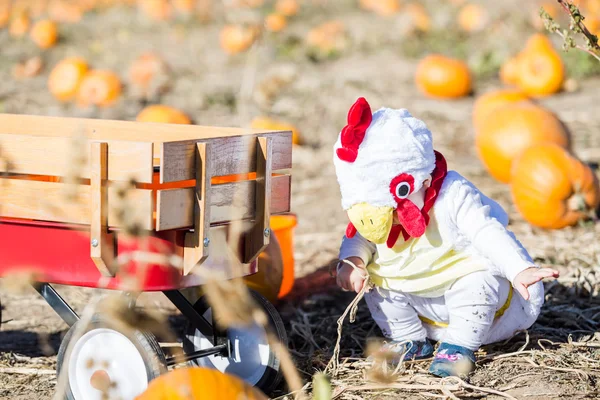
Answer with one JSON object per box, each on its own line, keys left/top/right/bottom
{"left": 472, "top": 89, "right": 531, "bottom": 133}
{"left": 128, "top": 52, "right": 170, "bottom": 99}
{"left": 135, "top": 367, "right": 268, "bottom": 400}
{"left": 516, "top": 36, "right": 564, "bottom": 97}
{"left": 415, "top": 54, "right": 472, "bottom": 99}
{"left": 30, "top": 19, "right": 58, "bottom": 49}
{"left": 404, "top": 3, "right": 431, "bottom": 33}
{"left": 457, "top": 3, "right": 488, "bottom": 32}
{"left": 275, "top": 0, "right": 299, "bottom": 17}
{"left": 369, "top": 0, "right": 401, "bottom": 16}
{"left": 136, "top": 105, "right": 191, "bottom": 124}
{"left": 306, "top": 20, "right": 348, "bottom": 55}
{"left": 138, "top": 0, "right": 171, "bottom": 20}
{"left": 265, "top": 13, "right": 287, "bottom": 32}
{"left": 499, "top": 54, "right": 522, "bottom": 86}
{"left": 220, "top": 24, "right": 258, "bottom": 54}
{"left": 48, "top": 57, "right": 89, "bottom": 102}
{"left": 47, "top": 0, "right": 83, "bottom": 23}
{"left": 76, "top": 70, "right": 122, "bottom": 108}
{"left": 9, "top": 11, "right": 30, "bottom": 37}
{"left": 251, "top": 116, "right": 301, "bottom": 145}
{"left": 476, "top": 103, "right": 570, "bottom": 183}
{"left": 511, "top": 143, "right": 600, "bottom": 229}
{"left": 0, "top": 3, "right": 10, "bottom": 28}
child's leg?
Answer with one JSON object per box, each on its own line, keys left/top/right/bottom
{"left": 429, "top": 271, "right": 504, "bottom": 377}
{"left": 364, "top": 287, "right": 434, "bottom": 362}
{"left": 364, "top": 287, "right": 427, "bottom": 342}
{"left": 442, "top": 270, "right": 504, "bottom": 351}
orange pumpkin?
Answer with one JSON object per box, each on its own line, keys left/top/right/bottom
{"left": 457, "top": 3, "right": 488, "bottom": 32}
{"left": 30, "top": 20, "right": 58, "bottom": 49}
{"left": 472, "top": 89, "right": 531, "bottom": 133}
{"left": 128, "top": 52, "right": 170, "bottom": 98}
{"left": 415, "top": 54, "right": 472, "bottom": 99}
{"left": 47, "top": 0, "right": 83, "bottom": 23}
{"left": 476, "top": 103, "right": 570, "bottom": 183}
{"left": 251, "top": 116, "right": 301, "bottom": 145}
{"left": 48, "top": 57, "right": 89, "bottom": 102}
{"left": 404, "top": 3, "right": 431, "bottom": 32}
{"left": 138, "top": 0, "right": 171, "bottom": 20}
{"left": 511, "top": 143, "right": 600, "bottom": 229}
{"left": 265, "top": 13, "right": 287, "bottom": 32}
{"left": 220, "top": 24, "right": 258, "bottom": 54}
{"left": 499, "top": 55, "right": 522, "bottom": 86}
{"left": 306, "top": 20, "right": 348, "bottom": 55}
{"left": 275, "top": 0, "right": 299, "bottom": 17}
{"left": 9, "top": 11, "right": 30, "bottom": 37}
{"left": 516, "top": 37, "right": 564, "bottom": 97}
{"left": 0, "top": 3, "right": 10, "bottom": 28}
{"left": 136, "top": 105, "right": 191, "bottom": 124}
{"left": 76, "top": 70, "right": 122, "bottom": 108}
{"left": 135, "top": 367, "right": 268, "bottom": 400}
{"left": 369, "top": 0, "right": 401, "bottom": 16}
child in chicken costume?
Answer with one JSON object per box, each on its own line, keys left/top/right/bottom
{"left": 334, "top": 98, "right": 559, "bottom": 378}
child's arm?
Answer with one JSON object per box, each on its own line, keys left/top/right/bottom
{"left": 336, "top": 232, "right": 376, "bottom": 292}
{"left": 443, "top": 174, "right": 558, "bottom": 298}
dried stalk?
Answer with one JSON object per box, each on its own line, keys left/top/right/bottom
{"left": 541, "top": 0, "right": 600, "bottom": 61}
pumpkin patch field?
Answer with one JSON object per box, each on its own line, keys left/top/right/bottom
{"left": 2, "top": 1, "right": 600, "bottom": 399}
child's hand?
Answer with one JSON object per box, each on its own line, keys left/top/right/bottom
{"left": 513, "top": 267, "right": 559, "bottom": 300}
{"left": 336, "top": 257, "right": 368, "bottom": 293}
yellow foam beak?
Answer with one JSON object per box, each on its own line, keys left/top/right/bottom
{"left": 347, "top": 203, "right": 394, "bottom": 245}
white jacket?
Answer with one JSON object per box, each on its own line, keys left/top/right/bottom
{"left": 339, "top": 171, "right": 536, "bottom": 288}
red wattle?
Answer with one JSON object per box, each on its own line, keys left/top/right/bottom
{"left": 387, "top": 225, "right": 402, "bottom": 248}
{"left": 346, "top": 222, "right": 358, "bottom": 238}
{"left": 396, "top": 200, "right": 427, "bottom": 238}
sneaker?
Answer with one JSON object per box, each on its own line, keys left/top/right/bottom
{"left": 429, "top": 342, "right": 476, "bottom": 378}
{"left": 368, "top": 339, "right": 434, "bottom": 366}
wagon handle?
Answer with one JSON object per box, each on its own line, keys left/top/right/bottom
{"left": 183, "top": 142, "right": 212, "bottom": 275}
{"left": 90, "top": 141, "right": 117, "bottom": 276}
{"left": 243, "top": 136, "right": 272, "bottom": 263}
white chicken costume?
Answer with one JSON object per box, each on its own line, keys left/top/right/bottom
{"left": 334, "top": 98, "right": 544, "bottom": 375}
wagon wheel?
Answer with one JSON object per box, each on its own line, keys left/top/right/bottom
{"left": 183, "top": 289, "right": 287, "bottom": 395}
{"left": 56, "top": 316, "right": 167, "bottom": 400}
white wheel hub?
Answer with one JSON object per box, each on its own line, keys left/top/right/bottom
{"left": 187, "top": 309, "right": 271, "bottom": 386}
{"left": 67, "top": 328, "right": 149, "bottom": 400}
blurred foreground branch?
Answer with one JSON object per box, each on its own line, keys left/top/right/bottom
{"left": 541, "top": 0, "right": 600, "bottom": 61}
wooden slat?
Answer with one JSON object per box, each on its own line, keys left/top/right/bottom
{"left": 183, "top": 143, "right": 211, "bottom": 275}
{"left": 0, "top": 179, "right": 153, "bottom": 230}
{"left": 0, "top": 133, "right": 154, "bottom": 183}
{"left": 0, "top": 113, "right": 289, "bottom": 142}
{"left": 244, "top": 137, "right": 272, "bottom": 263}
{"left": 160, "top": 132, "right": 292, "bottom": 183}
{"left": 155, "top": 175, "right": 291, "bottom": 231}
{"left": 90, "top": 142, "right": 115, "bottom": 277}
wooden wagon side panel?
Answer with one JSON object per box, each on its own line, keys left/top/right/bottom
{"left": 159, "top": 132, "right": 293, "bottom": 183}
{"left": 0, "top": 133, "right": 154, "bottom": 183}
{"left": 0, "top": 178, "right": 154, "bottom": 230}
{"left": 155, "top": 174, "right": 291, "bottom": 231}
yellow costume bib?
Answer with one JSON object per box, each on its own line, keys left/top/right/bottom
{"left": 366, "top": 211, "right": 487, "bottom": 298}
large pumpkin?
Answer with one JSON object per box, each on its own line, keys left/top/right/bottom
{"left": 511, "top": 143, "right": 600, "bottom": 229}
{"left": 472, "top": 89, "right": 531, "bottom": 133}
{"left": 475, "top": 103, "right": 570, "bottom": 183}
{"left": 135, "top": 367, "right": 267, "bottom": 400}
{"left": 415, "top": 55, "right": 472, "bottom": 99}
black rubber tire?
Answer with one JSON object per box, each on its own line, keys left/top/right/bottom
{"left": 183, "top": 289, "right": 288, "bottom": 396}
{"left": 56, "top": 315, "right": 167, "bottom": 400}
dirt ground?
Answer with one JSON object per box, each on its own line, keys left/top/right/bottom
{"left": 1, "top": 1, "right": 600, "bottom": 399}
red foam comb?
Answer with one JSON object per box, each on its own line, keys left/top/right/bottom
{"left": 336, "top": 97, "right": 372, "bottom": 163}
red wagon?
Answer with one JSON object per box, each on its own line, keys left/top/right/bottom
{"left": 0, "top": 113, "right": 293, "bottom": 399}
